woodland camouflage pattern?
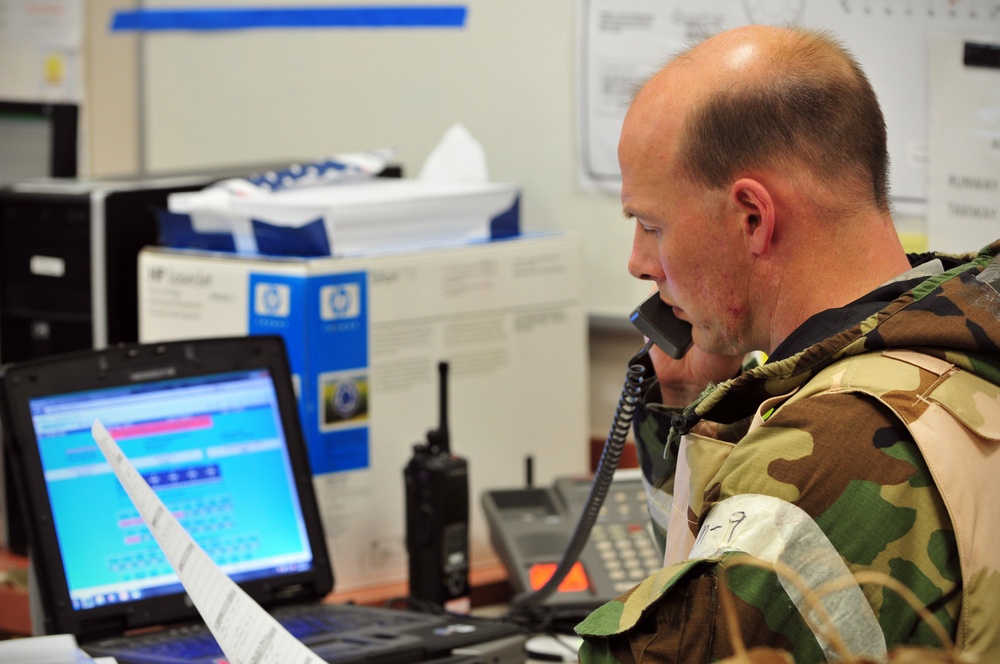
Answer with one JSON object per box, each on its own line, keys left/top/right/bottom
{"left": 576, "top": 240, "right": 1000, "bottom": 663}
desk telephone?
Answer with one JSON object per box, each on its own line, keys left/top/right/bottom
{"left": 482, "top": 470, "right": 661, "bottom": 616}
{"left": 484, "top": 294, "right": 691, "bottom": 626}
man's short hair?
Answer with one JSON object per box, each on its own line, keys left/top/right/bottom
{"left": 677, "top": 28, "right": 891, "bottom": 213}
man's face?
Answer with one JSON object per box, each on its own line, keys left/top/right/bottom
{"left": 619, "top": 89, "right": 753, "bottom": 356}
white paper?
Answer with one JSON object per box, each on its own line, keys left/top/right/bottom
{"left": 168, "top": 178, "right": 519, "bottom": 257}
{"left": 576, "top": 0, "right": 684, "bottom": 193}
{"left": 90, "top": 420, "right": 324, "bottom": 664}
{"left": 2, "top": 0, "right": 83, "bottom": 49}
{"left": 0, "top": 633, "right": 86, "bottom": 664}
{"left": 927, "top": 33, "right": 1000, "bottom": 253}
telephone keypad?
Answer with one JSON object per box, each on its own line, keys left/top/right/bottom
{"left": 589, "top": 484, "right": 663, "bottom": 593}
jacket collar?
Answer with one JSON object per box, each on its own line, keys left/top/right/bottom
{"left": 692, "top": 240, "right": 1000, "bottom": 427}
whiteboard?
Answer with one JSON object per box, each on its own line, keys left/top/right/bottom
{"left": 754, "top": 0, "right": 1000, "bottom": 210}
{"left": 138, "top": 0, "right": 1000, "bottom": 322}
{"left": 581, "top": 0, "right": 1000, "bottom": 209}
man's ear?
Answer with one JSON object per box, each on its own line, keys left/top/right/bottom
{"left": 730, "top": 178, "right": 774, "bottom": 256}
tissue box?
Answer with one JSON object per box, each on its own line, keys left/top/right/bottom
{"left": 159, "top": 179, "right": 521, "bottom": 258}
{"left": 137, "top": 233, "right": 588, "bottom": 591}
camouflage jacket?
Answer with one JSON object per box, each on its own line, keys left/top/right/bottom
{"left": 577, "top": 240, "right": 1000, "bottom": 663}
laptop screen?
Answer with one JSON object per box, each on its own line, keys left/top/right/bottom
{"left": 28, "top": 367, "right": 316, "bottom": 612}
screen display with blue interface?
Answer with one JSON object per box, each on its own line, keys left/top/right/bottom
{"left": 28, "top": 369, "right": 314, "bottom": 611}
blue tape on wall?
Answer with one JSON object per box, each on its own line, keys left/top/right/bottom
{"left": 111, "top": 5, "right": 468, "bottom": 32}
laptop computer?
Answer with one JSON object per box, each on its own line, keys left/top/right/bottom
{"left": 0, "top": 335, "right": 525, "bottom": 664}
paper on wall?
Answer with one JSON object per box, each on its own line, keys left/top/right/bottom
{"left": 927, "top": 32, "right": 1000, "bottom": 253}
{"left": 90, "top": 420, "right": 324, "bottom": 664}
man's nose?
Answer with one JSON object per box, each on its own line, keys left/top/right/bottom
{"left": 627, "top": 226, "right": 663, "bottom": 282}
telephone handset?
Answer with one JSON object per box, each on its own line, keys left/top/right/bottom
{"left": 629, "top": 293, "right": 692, "bottom": 359}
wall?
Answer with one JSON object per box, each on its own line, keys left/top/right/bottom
{"left": 0, "top": 1, "right": 649, "bottom": 442}
{"left": 85, "top": 0, "right": 140, "bottom": 176}
{"left": 14, "top": 3, "right": 1000, "bottom": 317}
{"left": 132, "top": 0, "right": 650, "bottom": 325}
{"left": 125, "top": 0, "right": 651, "bottom": 439}
{"left": 13, "top": 2, "right": 990, "bottom": 440}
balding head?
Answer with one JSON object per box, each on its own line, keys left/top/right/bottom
{"left": 624, "top": 25, "right": 890, "bottom": 214}
{"left": 619, "top": 25, "right": 909, "bottom": 355}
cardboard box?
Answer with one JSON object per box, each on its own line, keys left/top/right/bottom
{"left": 138, "top": 234, "right": 589, "bottom": 591}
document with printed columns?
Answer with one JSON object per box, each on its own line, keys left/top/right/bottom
{"left": 91, "top": 419, "right": 324, "bottom": 664}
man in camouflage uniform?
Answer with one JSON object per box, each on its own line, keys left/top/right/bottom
{"left": 575, "top": 24, "right": 1000, "bottom": 663}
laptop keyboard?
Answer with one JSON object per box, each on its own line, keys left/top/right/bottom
{"left": 88, "top": 604, "right": 438, "bottom": 663}
{"left": 276, "top": 603, "right": 434, "bottom": 642}
{"left": 97, "top": 624, "right": 221, "bottom": 662}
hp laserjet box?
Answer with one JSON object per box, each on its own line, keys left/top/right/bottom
{"left": 137, "top": 233, "right": 589, "bottom": 590}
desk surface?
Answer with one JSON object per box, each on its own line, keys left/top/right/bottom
{"left": 0, "top": 551, "right": 511, "bottom": 638}
{"left": 1, "top": 555, "right": 580, "bottom": 662}
{"left": 0, "top": 548, "right": 30, "bottom": 636}
{"left": 328, "top": 562, "right": 512, "bottom": 608}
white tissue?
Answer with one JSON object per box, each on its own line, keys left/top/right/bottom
{"left": 418, "top": 123, "right": 489, "bottom": 183}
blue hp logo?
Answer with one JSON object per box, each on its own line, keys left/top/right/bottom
{"left": 254, "top": 283, "right": 291, "bottom": 317}
{"left": 320, "top": 283, "right": 360, "bottom": 320}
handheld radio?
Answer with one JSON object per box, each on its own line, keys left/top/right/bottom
{"left": 404, "top": 361, "right": 470, "bottom": 611}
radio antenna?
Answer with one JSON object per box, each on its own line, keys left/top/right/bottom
{"left": 426, "top": 361, "right": 450, "bottom": 455}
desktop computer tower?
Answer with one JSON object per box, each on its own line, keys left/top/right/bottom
{"left": 0, "top": 173, "right": 229, "bottom": 555}
{"left": 0, "top": 174, "right": 227, "bottom": 363}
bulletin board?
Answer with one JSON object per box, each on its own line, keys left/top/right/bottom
{"left": 134, "top": 0, "right": 1000, "bottom": 322}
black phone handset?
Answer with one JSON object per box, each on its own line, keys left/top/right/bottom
{"left": 629, "top": 293, "right": 693, "bottom": 360}
{"left": 508, "top": 294, "right": 690, "bottom": 628}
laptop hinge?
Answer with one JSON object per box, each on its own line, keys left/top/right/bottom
{"left": 78, "top": 615, "right": 135, "bottom": 642}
